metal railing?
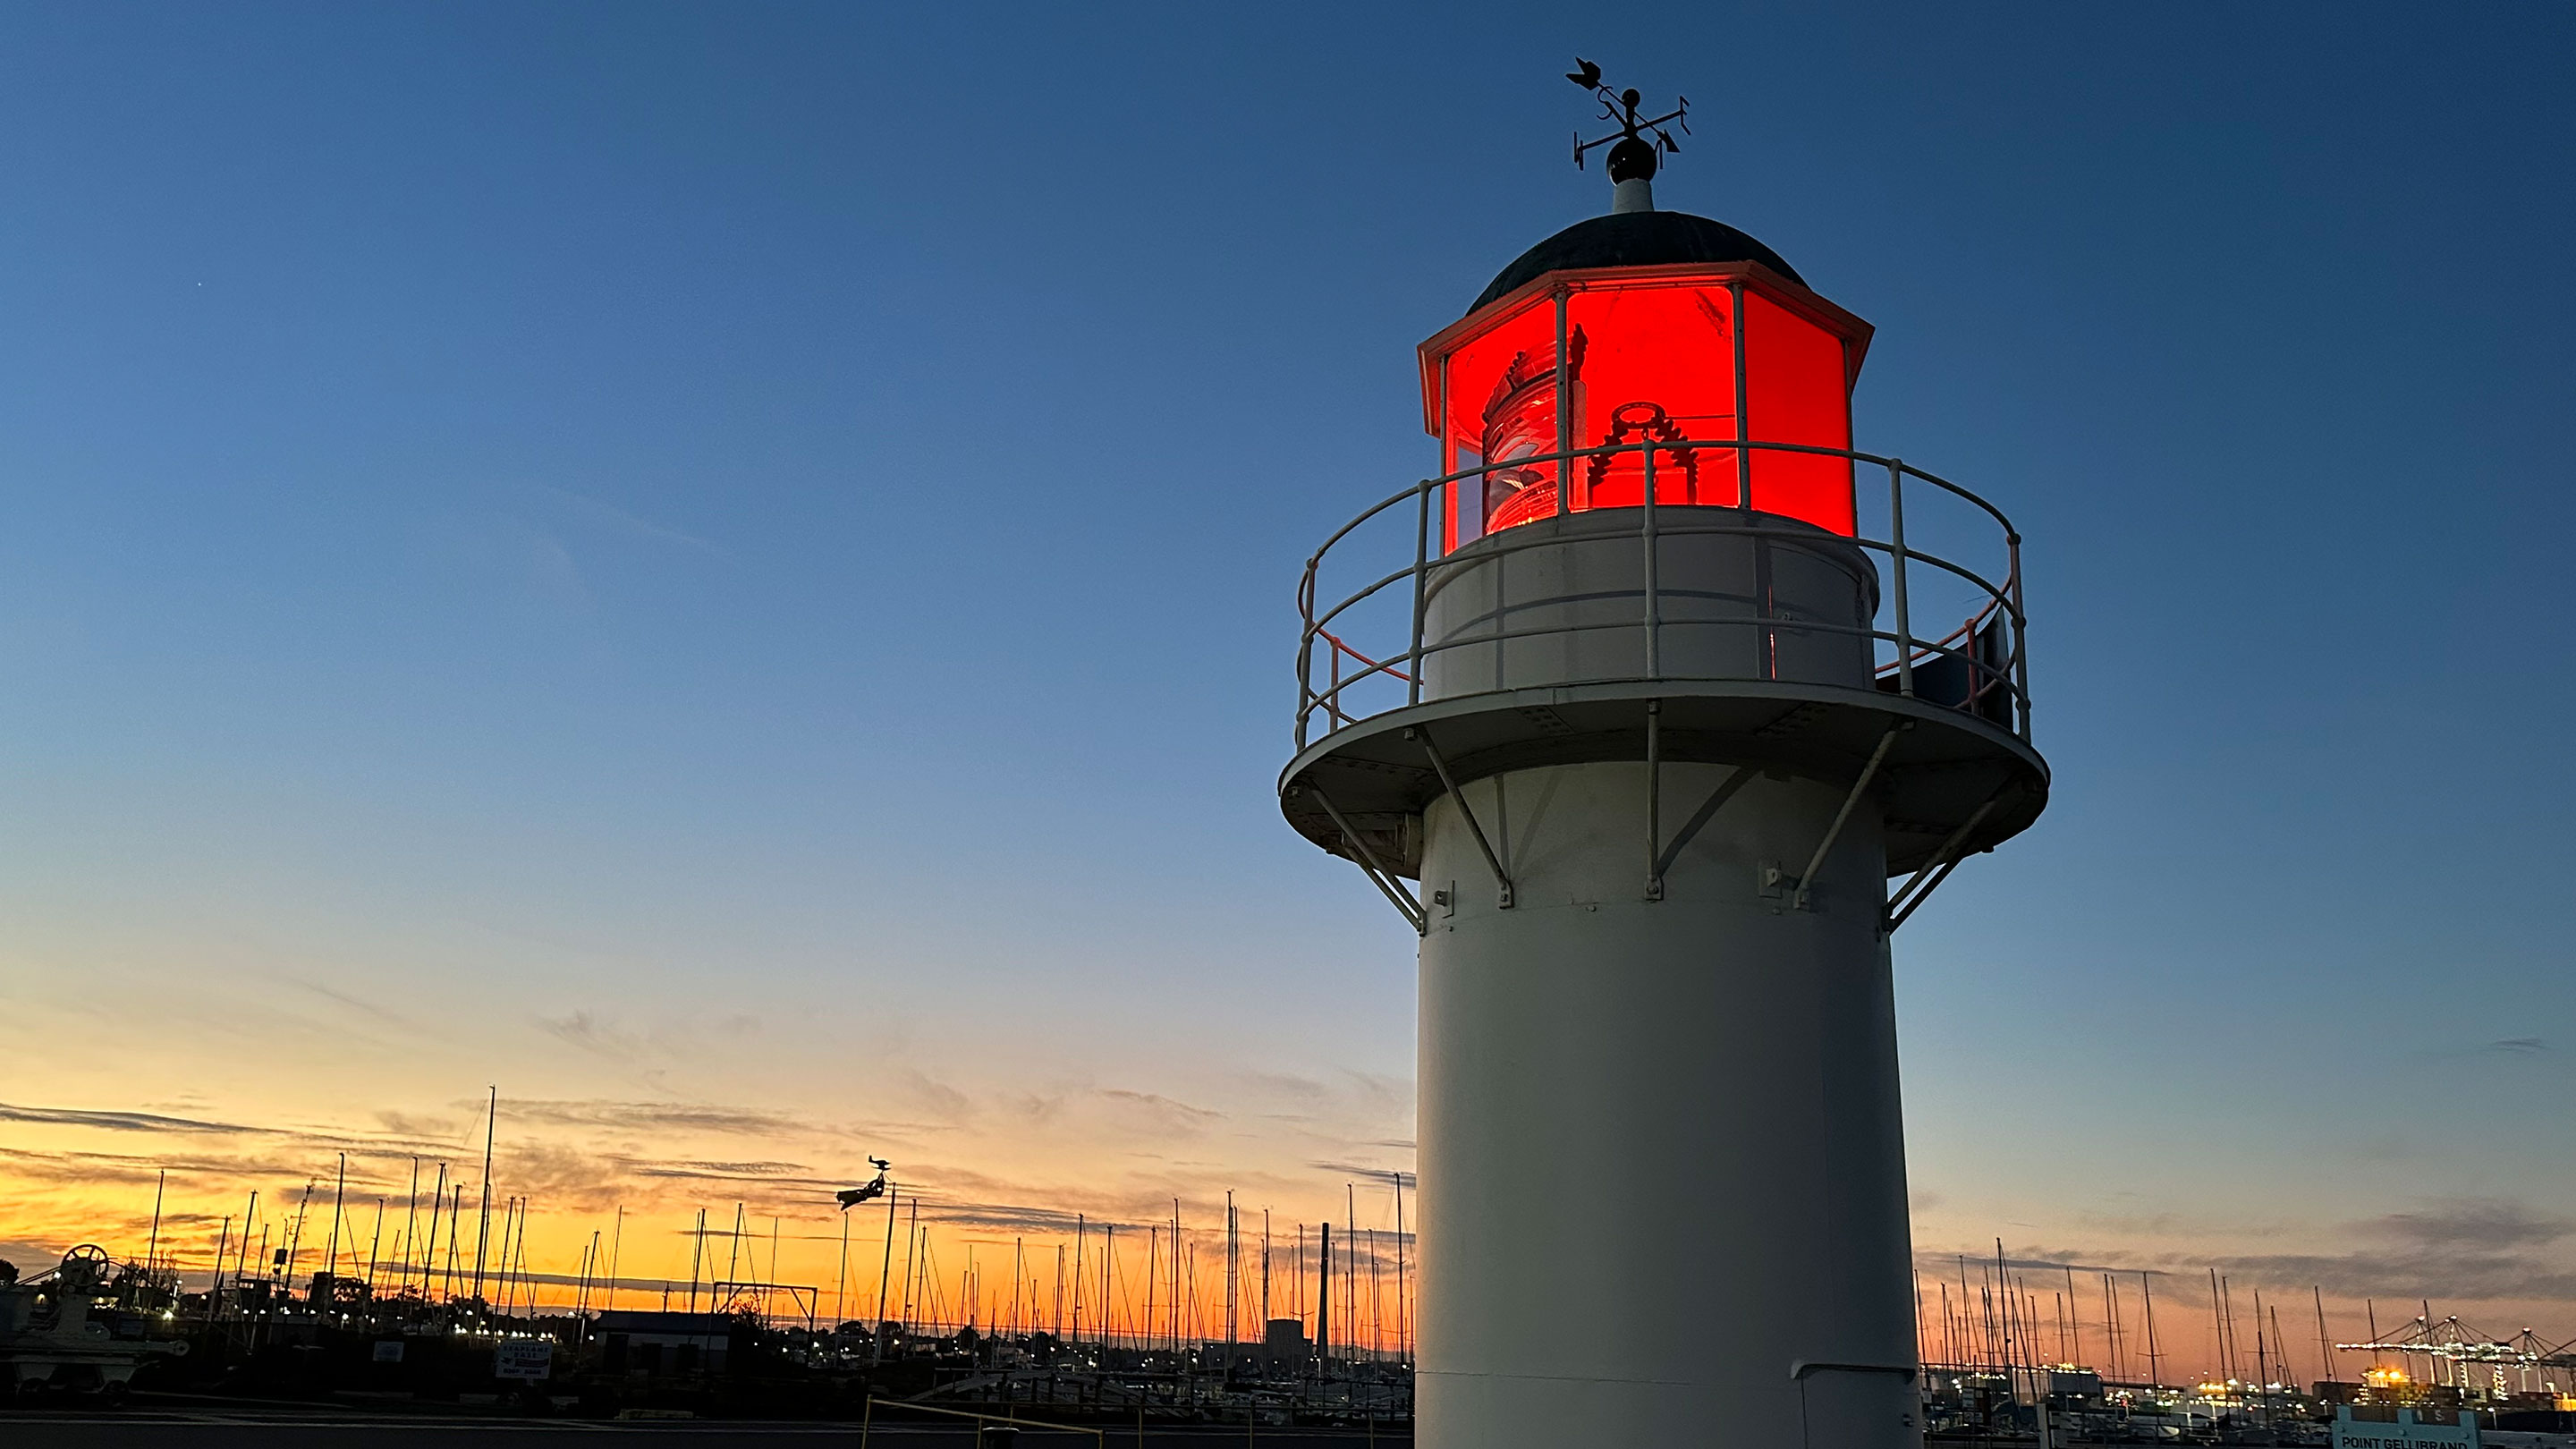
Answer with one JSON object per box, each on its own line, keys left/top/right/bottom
{"left": 1293, "top": 438, "right": 2030, "bottom": 750}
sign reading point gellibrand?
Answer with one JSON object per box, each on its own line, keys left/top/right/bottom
{"left": 494, "top": 1340, "right": 555, "bottom": 1381}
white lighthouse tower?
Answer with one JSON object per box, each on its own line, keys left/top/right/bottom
{"left": 1281, "top": 70, "right": 2049, "bottom": 1449}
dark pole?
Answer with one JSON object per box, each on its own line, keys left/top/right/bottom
{"left": 1318, "top": 1222, "right": 1331, "bottom": 1383}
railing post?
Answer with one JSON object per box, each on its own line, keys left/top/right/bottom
{"left": 1553, "top": 287, "right": 1572, "bottom": 519}
{"left": 1640, "top": 440, "right": 1660, "bottom": 678}
{"left": 1729, "top": 280, "right": 1750, "bottom": 510}
{"left": 1643, "top": 699, "right": 1663, "bottom": 902}
{"left": 1410, "top": 479, "right": 1431, "bottom": 707}
{"left": 2008, "top": 532, "right": 2031, "bottom": 741}
{"left": 1886, "top": 459, "right": 1914, "bottom": 698}
{"left": 1749, "top": 439, "right": 1773, "bottom": 679}
{"left": 1295, "top": 566, "right": 1317, "bottom": 749}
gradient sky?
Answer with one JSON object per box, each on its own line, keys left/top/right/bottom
{"left": 3, "top": 1, "right": 2573, "bottom": 1380}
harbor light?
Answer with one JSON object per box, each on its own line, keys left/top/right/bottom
{"left": 1280, "top": 63, "right": 2049, "bottom": 1449}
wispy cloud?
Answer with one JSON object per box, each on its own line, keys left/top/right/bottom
{"left": 1097, "top": 1089, "right": 1222, "bottom": 1133}
{"left": 1925, "top": 1197, "right": 2576, "bottom": 1310}
{"left": 2368, "top": 1199, "right": 2571, "bottom": 1253}
{"left": 284, "top": 979, "right": 423, "bottom": 1034}
{"left": 1305, "top": 1159, "right": 1411, "bottom": 1181}
{"left": 539, "top": 485, "right": 730, "bottom": 561}
{"left": 0, "top": 1102, "right": 271, "bottom": 1136}
{"left": 533, "top": 1012, "right": 675, "bottom": 1063}
{"left": 502, "top": 1098, "right": 818, "bottom": 1138}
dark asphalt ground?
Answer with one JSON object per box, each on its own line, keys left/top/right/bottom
{"left": 4, "top": 1403, "right": 1412, "bottom": 1448}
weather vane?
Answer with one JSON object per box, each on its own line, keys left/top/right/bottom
{"left": 1567, "top": 58, "right": 1688, "bottom": 177}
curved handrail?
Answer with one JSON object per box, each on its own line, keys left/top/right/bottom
{"left": 1320, "top": 629, "right": 1411, "bottom": 684}
{"left": 1293, "top": 437, "right": 2033, "bottom": 750}
{"left": 1305, "top": 610, "right": 2011, "bottom": 729}
{"left": 1302, "top": 511, "right": 2017, "bottom": 683}
{"left": 1302, "top": 508, "right": 2020, "bottom": 651}
{"left": 1879, "top": 594, "right": 2005, "bottom": 676}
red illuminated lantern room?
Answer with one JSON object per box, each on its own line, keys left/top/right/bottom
{"left": 1420, "top": 99, "right": 1873, "bottom": 552}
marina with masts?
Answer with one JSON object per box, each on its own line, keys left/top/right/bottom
{"left": 13, "top": 1129, "right": 2576, "bottom": 1445}
{"left": 2, "top": 1097, "right": 1421, "bottom": 1432}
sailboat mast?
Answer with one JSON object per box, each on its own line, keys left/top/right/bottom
{"left": 2142, "top": 1272, "right": 2161, "bottom": 1387}
{"left": 146, "top": 1169, "right": 166, "bottom": 1276}
{"left": 1393, "top": 1174, "right": 1408, "bottom": 1365}
{"left": 210, "top": 1216, "right": 233, "bottom": 1322}
{"left": 402, "top": 1159, "right": 419, "bottom": 1289}
{"left": 900, "top": 1197, "right": 919, "bottom": 1331}
{"left": 473, "top": 1086, "right": 496, "bottom": 1304}
{"left": 874, "top": 1186, "right": 897, "bottom": 1359}
{"left": 326, "top": 1154, "right": 346, "bottom": 1283}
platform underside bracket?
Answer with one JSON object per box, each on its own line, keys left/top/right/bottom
{"left": 1302, "top": 783, "right": 1425, "bottom": 935}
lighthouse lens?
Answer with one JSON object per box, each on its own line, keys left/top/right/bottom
{"left": 1479, "top": 345, "right": 1569, "bottom": 529}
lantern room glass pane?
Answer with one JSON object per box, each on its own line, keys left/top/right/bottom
{"left": 1562, "top": 282, "right": 1741, "bottom": 514}
{"left": 1430, "top": 275, "right": 1857, "bottom": 550}
{"left": 1741, "top": 289, "right": 1856, "bottom": 534}
{"left": 1437, "top": 297, "right": 1564, "bottom": 538}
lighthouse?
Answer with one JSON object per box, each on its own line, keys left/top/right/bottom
{"left": 1280, "top": 68, "right": 2049, "bottom": 1449}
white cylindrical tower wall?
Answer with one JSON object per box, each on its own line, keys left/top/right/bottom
{"left": 1415, "top": 758, "right": 1920, "bottom": 1449}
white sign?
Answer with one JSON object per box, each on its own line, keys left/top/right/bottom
{"left": 372, "top": 1340, "right": 404, "bottom": 1363}
{"left": 2335, "top": 1408, "right": 2479, "bottom": 1449}
{"left": 494, "top": 1340, "right": 555, "bottom": 1381}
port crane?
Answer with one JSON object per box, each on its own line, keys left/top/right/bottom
{"left": 2338, "top": 1315, "right": 2576, "bottom": 1395}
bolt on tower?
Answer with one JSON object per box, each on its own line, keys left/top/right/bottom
{"left": 1279, "top": 65, "right": 2050, "bottom": 1449}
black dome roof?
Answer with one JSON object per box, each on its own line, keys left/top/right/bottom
{"left": 1471, "top": 209, "right": 1804, "bottom": 312}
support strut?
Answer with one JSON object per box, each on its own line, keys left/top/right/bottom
{"left": 1643, "top": 699, "right": 1759, "bottom": 900}
{"left": 1301, "top": 784, "right": 1424, "bottom": 935}
{"left": 1410, "top": 725, "right": 1513, "bottom": 909}
{"left": 1883, "top": 794, "right": 2002, "bottom": 933}
{"left": 1792, "top": 721, "right": 1905, "bottom": 912}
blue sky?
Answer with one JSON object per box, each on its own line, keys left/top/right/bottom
{"left": 2, "top": 1, "right": 2572, "bottom": 1370}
